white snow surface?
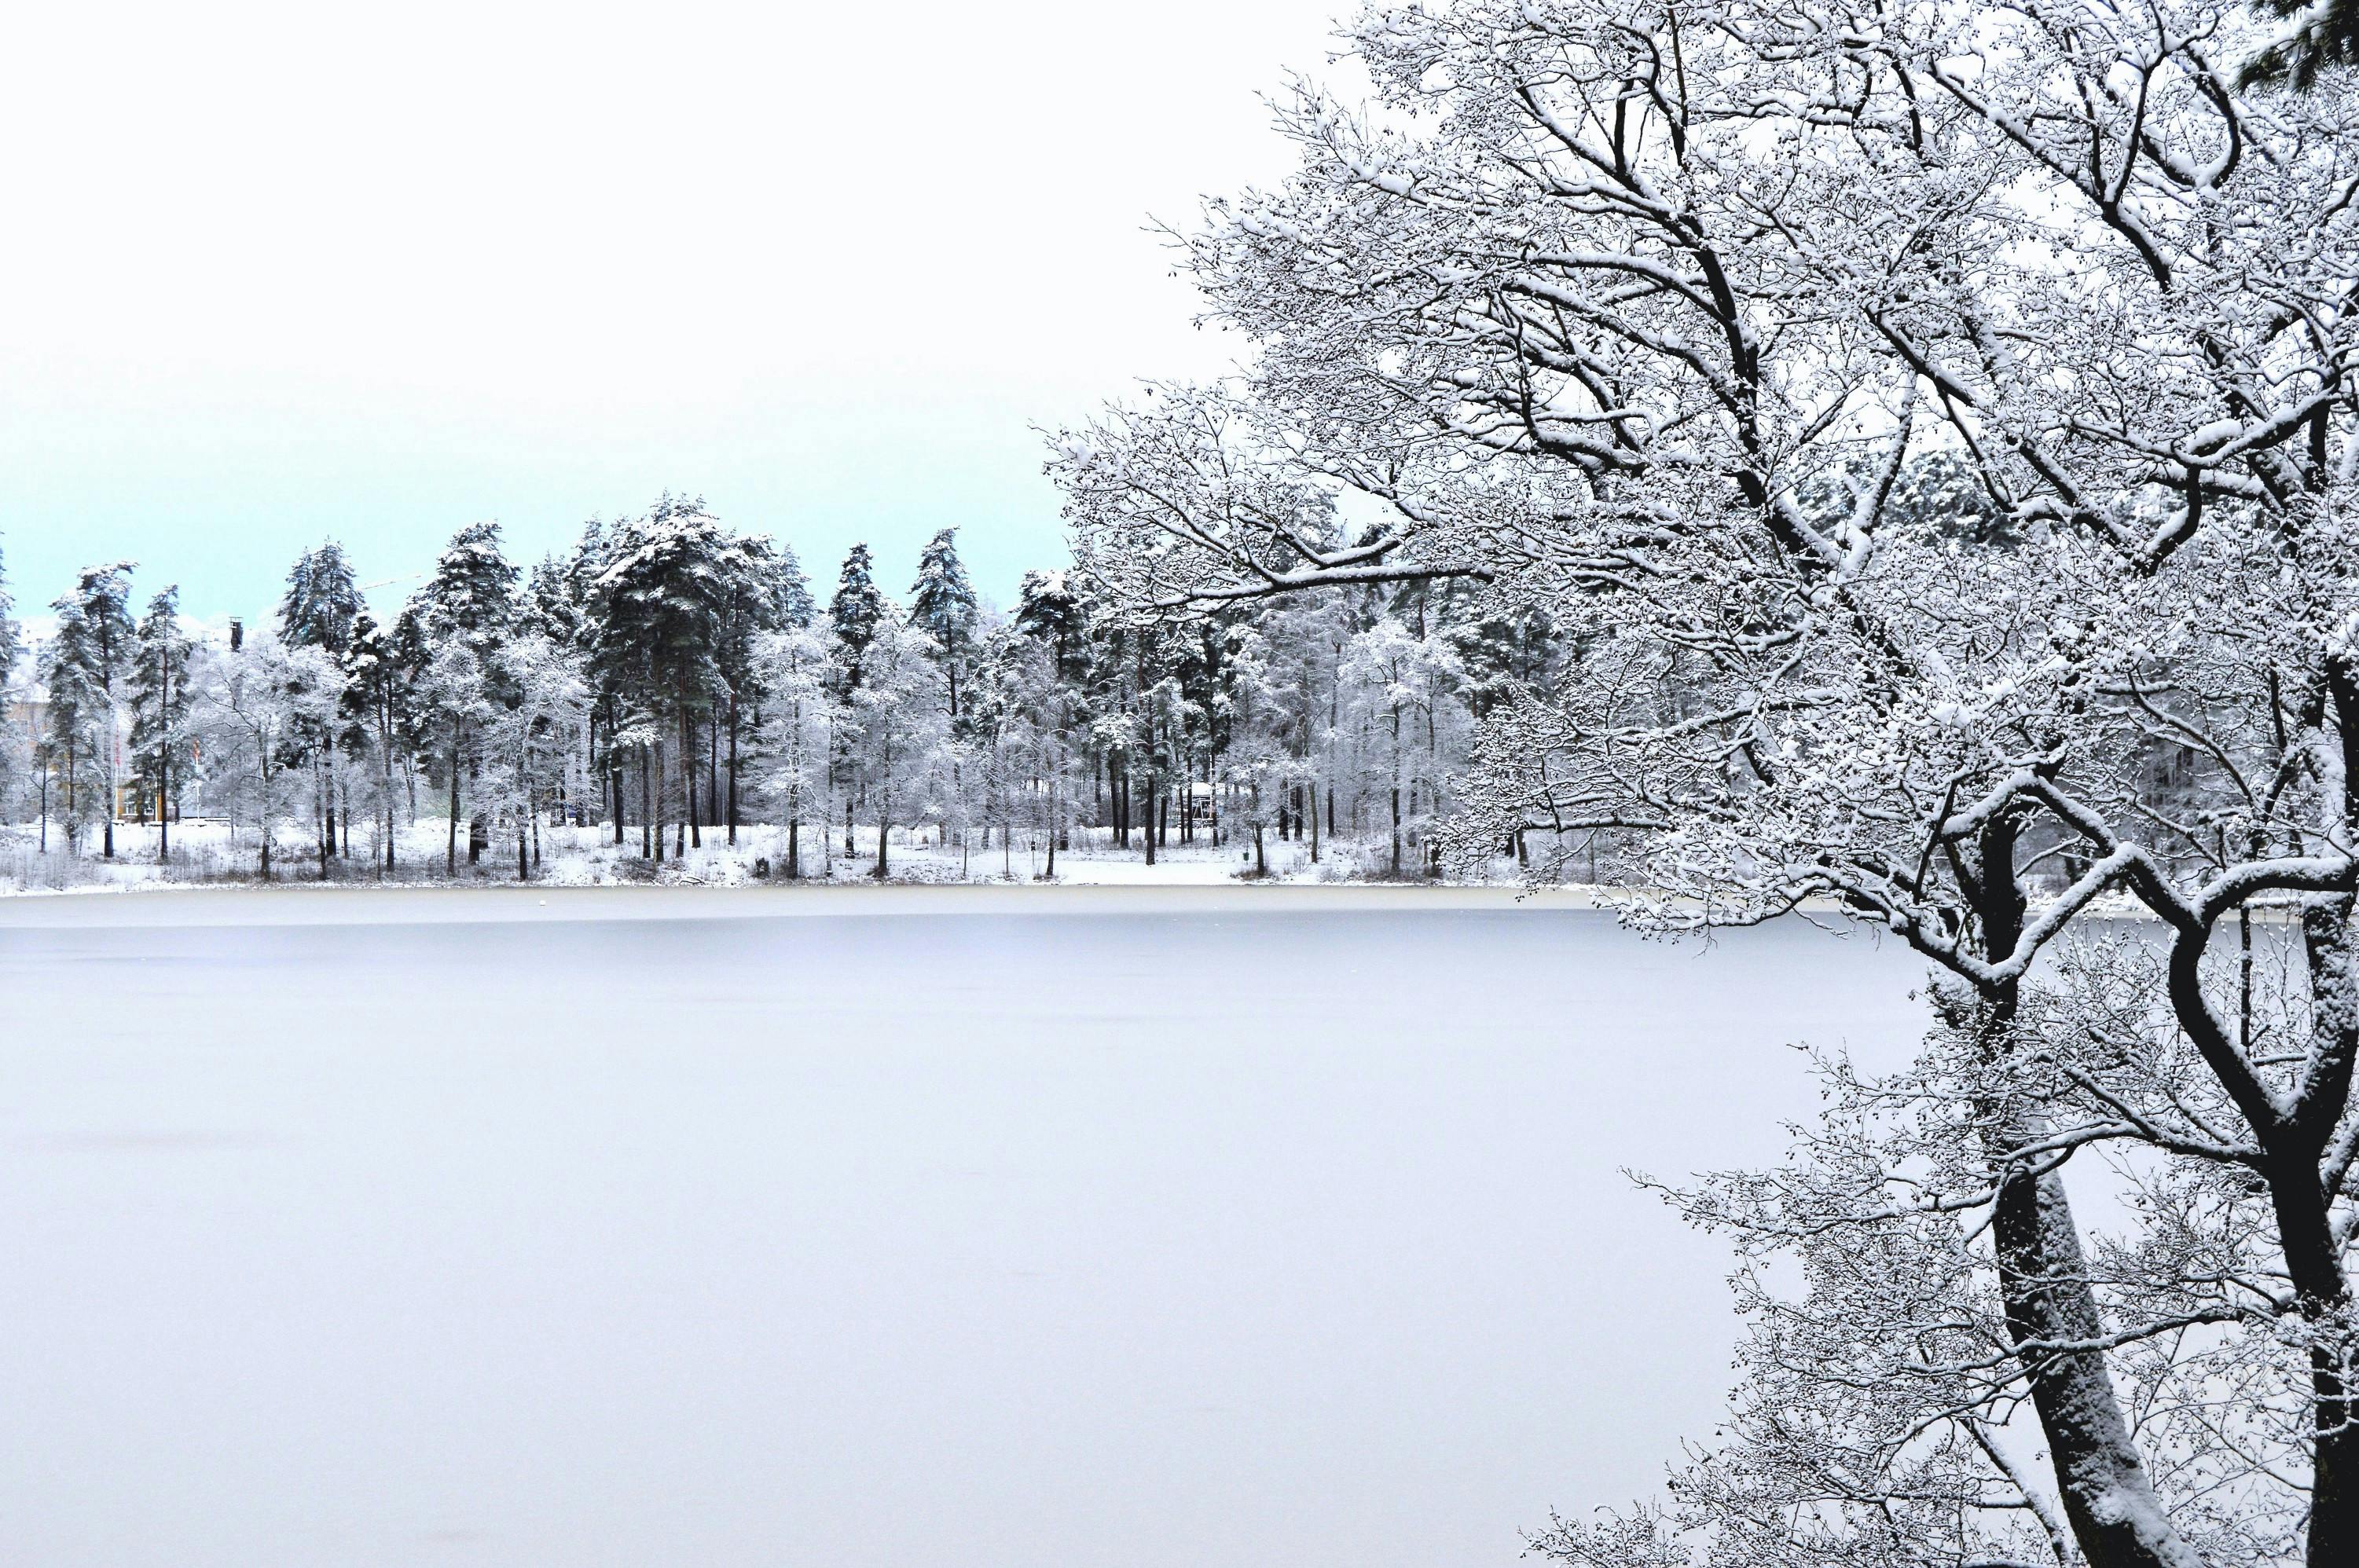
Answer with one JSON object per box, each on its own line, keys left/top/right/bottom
{"left": 1, "top": 819, "right": 1363, "bottom": 894}
{"left": 0, "top": 894, "right": 1928, "bottom": 1567}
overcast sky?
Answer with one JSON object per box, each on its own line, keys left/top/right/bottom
{"left": 0, "top": 0, "right": 1349, "bottom": 621}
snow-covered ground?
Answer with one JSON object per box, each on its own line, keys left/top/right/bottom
{"left": 0, "top": 897, "right": 1925, "bottom": 1568}
{"left": 0, "top": 817, "right": 1429, "bottom": 894}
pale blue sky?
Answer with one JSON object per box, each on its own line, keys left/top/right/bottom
{"left": 1, "top": 0, "right": 1345, "bottom": 619}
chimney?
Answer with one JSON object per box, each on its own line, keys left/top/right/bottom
{"left": 228, "top": 617, "right": 244, "bottom": 652}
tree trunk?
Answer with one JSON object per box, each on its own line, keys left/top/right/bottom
{"left": 1968, "top": 817, "right": 2200, "bottom": 1568}
{"left": 446, "top": 729, "right": 461, "bottom": 874}
{"left": 1389, "top": 783, "right": 1402, "bottom": 877}
{"left": 157, "top": 724, "right": 171, "bottom": 862}
{"left": 681, "top": 706, "right": 701, "bottom": 851}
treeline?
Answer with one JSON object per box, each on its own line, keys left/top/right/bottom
{"left": 0, "top": 500, "right": 1568, "bottom": 879}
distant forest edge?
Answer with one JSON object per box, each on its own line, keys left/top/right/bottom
{"left": 0, "top": 500, "right": 1542, "bottom": 890}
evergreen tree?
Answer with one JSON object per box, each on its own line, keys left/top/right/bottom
{"left": 909, "top": 528, "right": 979, "bottom": 726}
{"left": 37, "top": 603, "right": 100, "bottom": 849}
{"left": 413, "top": 522, "right": 518, "bottom": 864}
{"left": 416, "top": 521, "right": 519, "bottom": 658}
{"left": 825, "top": 544, "right": 886, "bottom": 853}
{"left": 522, "top": 551, "right": 590, "bottom": 650}
{"left": 279, "top": 540, "right": 365, "bottom": 867}
{"left": 339, "top": 610, "right": 415, "bottom": 871}
{"left": 772, "top": 541, "right": 816, "bottom": 632}
{"left": 826, "top": 544, "right": 884, "bottom": 695}
{"left": 278, "top": 541, "right": 365, "bottom": 655}
{"left": 589, "top": 494, "right": 734, "bottom": 855}
{"left": 2242, "top": 0, "right": 2359, "bottom": 86}
{"left": 46, "top": 562, "right": 138, "bottom": 856}
{"left": 126, "top": 585, "right": 193, "bottom": 855}
{"left": 711, "top": 532, "right": 804, "bottom": 843}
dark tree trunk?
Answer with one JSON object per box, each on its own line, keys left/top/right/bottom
{"left": 681, "top": 706, "right": 701, "bottom": 851}
{"left": 726, "top": 694, "right": 741, "bottom": 847}
{"left": 1969, "top": 816, "right": 2199, "bottom": 1568}
{"left": 446, "top": 729, "right": 461, "bottom": 874}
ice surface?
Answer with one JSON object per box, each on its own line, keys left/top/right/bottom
{"left": 0, "top": 893, "right": 1926, "bottom": 1567}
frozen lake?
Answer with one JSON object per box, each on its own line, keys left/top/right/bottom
{"left": 0, "top": 888, "right": 1926, "bottom": 1568}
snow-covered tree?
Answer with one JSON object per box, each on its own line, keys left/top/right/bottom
{"left": 758, "top": 625, "right": 835, "bottom": 877}
{"left": 1052, "top": 0, "right": 2359, "bottom": 1560}
{"left": 845, "top": 611, "right": 942, "bottom": 878}
{"left": 40, "top": 562, "right": 137, "bottom": 856}
{"left": 279, "top": 541, "right": 368, "bottom": 868}
{"left": 193, "top": 632, "right": 337, "bottom": 879}
{"left": 125, "top": 584, "right": 194, "bottom": 854}
{"left": 1340, "top": 617, "right": 1462, "bottom": 878}
{"left": 338, "top": 609, "right": 416, "bottom": 871}
{"left": 483, "top": 632, "right": 588, "bottom": 880}
{"left": 909, "top": 527, "right": 980, "bottom": 728}
{"left": 413, "top": 638, "right": 492, "bottom": 874}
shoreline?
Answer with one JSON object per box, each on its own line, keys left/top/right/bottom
{"left": 0, "top": 878, "right": 1616, "bottom": 929}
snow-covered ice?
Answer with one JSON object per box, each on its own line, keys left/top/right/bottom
{"left": 0, "top": 893, "right": 1927, "bottom": 1567}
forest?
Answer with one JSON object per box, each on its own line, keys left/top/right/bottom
{"left": 0, "top": 503, "right": 1561, "bottom": 886}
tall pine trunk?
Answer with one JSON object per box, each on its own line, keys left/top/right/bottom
{"left": 726, "top": 694, "right": 740, "bottom": 847}
{"left": 446, "top": 724, "right": 461, "bottom": 874}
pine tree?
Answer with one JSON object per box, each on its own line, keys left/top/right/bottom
{"left": 339, "top": 610, "right": 415, "bottom": 871}
{"left": 826, "top": 544, "right": 886, "bottom": 854}
{"left": 414, "top": 522, "right": 518, "bottom": 864}
{"left": 39, "top": 604, "right": 100, "bottom": 851}
{"left": 909, "top": 528, "right": 979, "bottom": 727}
{"left": 589, "top": 495, "right": 735, "bottom": 856}
{"left": 279, "top": 541, "right": 366, "bottom": 867}
{"left": 417, "top": 521, "right": 519, "bottom": 658}
{"left": 711, "top": 533, "right": 803, "bottom": 843}
{"left": 2242, "top": 0, "right": 2359, "bottom": 86}
{"left": 46, "top": 562, "right": 137, "bottom": 856}
{"left": 126, "top": 586, "right": 193, "bottom": 855}
{"left": 278, "top": 541, "right": 365, "bottom": 656}
{"left": 827, "top": 543, "right": 884, "bottom": 693}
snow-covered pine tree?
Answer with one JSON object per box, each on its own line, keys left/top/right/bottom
{"left": 414, "top": 522, "right": 519, "bottom": 865}
{"left": 416, "top": 522, "right": 519, "bottom": 661}
{"left": 908, "top": 527, "right": 979, "bottom": 728}
{"left": 125, "top": 585, "right": 193, "bottom": 855}
{"left": 827, "top": 543, "right": 884, "bottom": 694}
{"left": 278, "top": 542, "right": 364, "bottom": 655}
{"left": 711, "top": 532, "right": 805, "bottom": 844}
{"left": 279, "top": 541, "right": 367, "bottom": 867}
{"left": 338, "top": 610, "right": 413, "bottom": 871}
{"left": 589, "top": 495, "right": 736, "bottom": 857}
{"left": 826, "top": 544, "right": 886, "bottom": 854}
{"left": 43, "top": 562, "right": 137, "bottom": 857}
